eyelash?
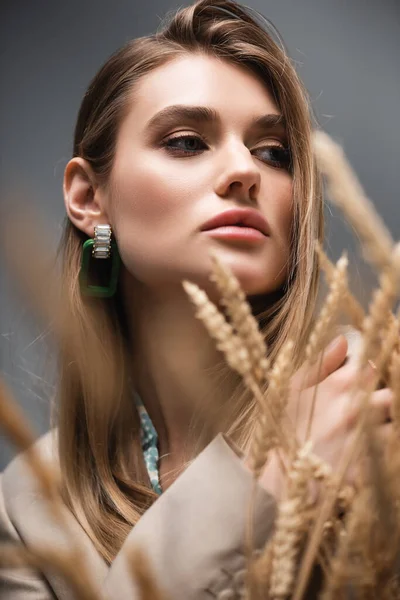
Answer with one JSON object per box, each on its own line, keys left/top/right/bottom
{"left": 160, "top": 133, "right": 292, "bottom": 171}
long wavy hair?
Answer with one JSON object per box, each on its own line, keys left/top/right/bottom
{"left": 56, "top": 0, "right": 323, "bottom": 563}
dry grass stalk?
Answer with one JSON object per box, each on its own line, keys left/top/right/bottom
{"left": 267, "top": 442, "right": 327, "bottom": 600}
{"left": 291, "top": 346, "right": 391, "bottom": 600}
{"left": 0, "top": 209, "right": 61, "bottom": 327}
{"left": 377, "top": 311, "right": 400, "bottom": 390}
{"left": 249, "top": 340, "right": 294, "bottom": 478}
{"left": 182, "top": 280, "right": 291, "bottom": 453}
{"left": 208, "top": 251, "right": 270, "bottom": 384}
{"left": 323, "top": 432, "right": 400, "bottom": 600}
{"left": 291, "top": 263, "right": 400, "bottom": 599}
{"left": 305, "top": 252, "right": 348, "bottom": 367}
{"left": 127, "top": 547, "right": 168, "bottom": 600}
{"left": 315, "top": 241, "right": 365, "bottom": 329}
{"left": 303, "top": 252, "right": 348, "bottom": 440}
{"left": 390, "top": 350, "right": 400, "bottom": 434}
{"left": 290, "top": 227, "right": 400, "bottom": 597}
{"left": 182, "top": 280, "right": 253, "bottom": 379}
{"left": 291, "top": 276, "right": 398, "bottom": 598}
{"left": 357, "top": 244, "right": 400, "bottom": 371}
{"left": 0, "top": 378, "right": 59, "bottom": 503}
{"left": 252, "top": 449, "right": 333, "bottom": 595}
{"left": 0, "top": 210, "right": 79, "bottom": 364}
{"left": 0, "top": 377, "right": 104, "bottom": 598}
{"left": 291, "top": 438, "right": 365, "bottom": 600}
{"left": 321, "top": 489, "right": 377, "bottom": 600}
{"left": 363, "top": 424, "right": 397, "bottom": 547}
{"left": 0, "top": 543, "right": 100, "bottom": 600}
{"left": 0, "top": 210, "right": 118, "bottom": 407}
{"left": 313, "top": 130, "right": 393, "bottom": 271}
{"left": 3, "top": 132, "right": 400, "bottom": 600}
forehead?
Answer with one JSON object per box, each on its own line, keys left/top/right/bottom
{"left": 126, "top": 53, "right": 280, "bottom": 129}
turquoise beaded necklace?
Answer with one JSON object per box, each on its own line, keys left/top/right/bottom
{"left": 134, "top": 391, "right": 162, "bottom": 495}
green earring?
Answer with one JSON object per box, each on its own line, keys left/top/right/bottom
{"left": 79, "top": 224, "right": 121, "bottom": 298}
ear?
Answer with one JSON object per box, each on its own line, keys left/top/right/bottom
{"left": 63, "top": 157, "right": 109, "bottom": 238}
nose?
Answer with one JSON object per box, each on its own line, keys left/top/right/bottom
{"left": 214, "top": 142, "right": 261, "bottom": 204}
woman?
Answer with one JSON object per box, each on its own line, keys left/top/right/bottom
{"left": 0, "top": 0, "right": 393, "bottom": 598}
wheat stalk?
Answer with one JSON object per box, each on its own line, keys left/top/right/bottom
{"left": 0, "top": 378, "right": 59, "bottom": 503}
{"left": 127, "top": 547, "right": 168, "bottom": 600}
{"left": 268, "top": 442, "right": 328, "bottom": 599}
{"left": 390, "top": 351, "right": 400, "bottom": 434}
{"left": 208, "top": 251, "right": 270, "bottom": 384}
{"left": 291, "top": 132, "right": 400, "bottom": 600}
{"left": 182, "top": 281, "right": 253, "bottom": 378}
{"left": 315, "top": 241, "right": 365, "bottom": 329}
{"left": 302, "top": 253, "right": 349, "bottom": 441}
{"left": 313, "top": 130, "right": 393, "bottom": 271}
{"left": 291, "top": 246, "right": 400, "bottom": 599}
{"left": 321, "top": 490, "right": 376, "bottom": 599}
{"left": 182, "top": 280, "right": 291, "bottom": 453}
{"left": 249, "top": 340, "right": 294, "bottom": 478}
{"left": 0, "top": 543, "right": 100, "bottom": 600}
{"left": 357, "top": 243, "right": 400, "bottom": 369}
{"left": 0, "top": 377, "right": 102, "bottom": 599}
{"left": 305, "top": 252, "right": 348, "bottom": 367}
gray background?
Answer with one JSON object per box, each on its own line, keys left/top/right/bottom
{"left": 1, "top": 0, "right": 399, "bottom": 469}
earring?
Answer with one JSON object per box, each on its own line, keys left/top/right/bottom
{"left": 79, "top": 224, "right": 121, "bottom": 298}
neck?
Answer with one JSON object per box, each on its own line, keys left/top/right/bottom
{"left": 123, "top": 274, "right": 236, "bottom": 488}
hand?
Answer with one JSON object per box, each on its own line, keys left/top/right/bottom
{"left": 256, "top": 334, "right": 393, "bottom": 502}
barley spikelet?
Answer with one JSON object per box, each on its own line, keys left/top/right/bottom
{"left": 209, "top": 252, "right": 270, "bottom": 384}
{"left": 306, "top": 252, "right": 348, "bottom": 366}
{"left": 268, "top": 442, "right": 320, "bottom": 600}
{"left": 250, "top": 340, "right": 294, "bottom": 478}
{"left": 313, "top": 130, "right": 393, "bottom": 270}
{"left": 315, "top": 241, "right": 365, "bottom": 329}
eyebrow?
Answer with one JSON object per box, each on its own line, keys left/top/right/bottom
{"left": 144, "top": 104, "right": 286, "bottom": 135}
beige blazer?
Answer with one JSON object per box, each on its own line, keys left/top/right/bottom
{"left": 0, "top": 432, "right": 277, "bottom": 599}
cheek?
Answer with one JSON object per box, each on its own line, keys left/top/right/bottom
{"left": 106, "top": 154, "right": 203, "bottom": 283}
{"left": 265, "top": 176, "right": 294, "bottom": 246}
{"left": 111, "top": 161, "right": 185, "bottom": 226}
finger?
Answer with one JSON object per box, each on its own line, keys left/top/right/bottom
{"left": 327, "top": 360, "right": 377, "bottom": 393}
{"left": 292, "top": 334, "right": 348, "bottom": 390}
{"left": 368, "top": 388, "right": 393, "bottom": 425}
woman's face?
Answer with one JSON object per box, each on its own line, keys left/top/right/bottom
{"left": 106, "top": 53, "right": 293, "bottom": 298}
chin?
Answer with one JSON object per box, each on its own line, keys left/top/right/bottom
{"left": 202, "top": 266, "right": 286, "bottom": 305}
{"left": 224, "top": 263, "right": 287, "bottom": 296}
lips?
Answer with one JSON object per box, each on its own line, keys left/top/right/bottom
{"left": 201, "top": 208, "right": 270, "bottom": 236}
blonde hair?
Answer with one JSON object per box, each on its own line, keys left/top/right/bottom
{"left": 57, "top": 0, "right": 323, "bottom": 563}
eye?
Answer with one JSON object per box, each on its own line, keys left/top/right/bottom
{"left": 252, "top": 144, "right": 292, "bottom": 172}
{"left": 161, "top": 134, "right": 208, "bottom": 155}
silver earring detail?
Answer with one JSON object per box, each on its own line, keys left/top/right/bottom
{"left": 93, "top": 224, "right": 112, "bottom": 259}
